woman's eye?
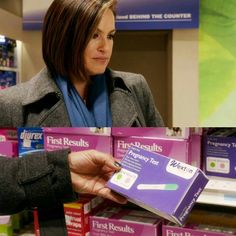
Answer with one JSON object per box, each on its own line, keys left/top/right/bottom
{"left": 108, "top": 34, "right": 115, "bottom": 40}
{"left": 92, "top": 33, "right": 99, "bottom": 39}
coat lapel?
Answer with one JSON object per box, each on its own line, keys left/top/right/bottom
{"left": 21, "top": 68, "right": 71, "bottom": 127}
{"left": 30, "top": 99, "right": 71, "bottom": 127}
{"left": 106, "top": 69, "right": 142, "bottom": 127}
{"left": 110, "top": 89, "right": 140, "bottom": 126}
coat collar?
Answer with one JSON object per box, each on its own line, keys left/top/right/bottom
{"left": 21, "top": 68, "right": 60, "bottom": 106}
{"left": 22, "top": 68, "right": 140, "bottom": 127}
{"left": 21, "top": 68, "right": 71, "bottom": 126}
{"left": 106, "top": 68, "right": 140, "bottom": 126}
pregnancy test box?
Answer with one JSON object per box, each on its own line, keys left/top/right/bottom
{"left": 107, "top": 146, "right": 208, "bottom": 225}
{"left": 112, "top": 128, "right": 202, "bottom": 167}
{"left": 43, "top": 127, "right": 112, "bottom": 154}
{"left": 203, "top": 130, "right": 236, "bottom": 178}
{"left": 90, "top": 208, "right": 162, "bottom": 236}
{"left": 163, "top": 207, "right": 236, "bottom": 236}
{"left": 163, "top": 223, "right": 236, "bottom": 236}
{"left": 112, "top": 128, "right": 202, "bottom": 140}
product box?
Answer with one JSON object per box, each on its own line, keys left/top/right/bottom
{"left": 107, "top": 146, "right": 208, "bottom": 225}
{"left": 163, "top": 223, "right": 236, "bottom": 236}
{"left": 0, "top": 71, "right": 17, "bottom": 89}
{"left": 203, "top": 134, "right": 236, "bottom": 178}
{"left": 0, "top": 141, "right": 18, "bottom": 158}
{"left": 44, "top": 127, "right": 112, "bottom": 154}
{"left": 34, "top": 198, "right": 92, "bottom": 236}
{"left": 0, "top": 128, "right": 18, "bottom": 157}
{"left": 0, "top": 128, "right": 17, "bottom": 141}
{"left": 112, "top": 128, "right": 202, "bottom": 167}
{"left": 112, "top": 128, "right": 202, "bottom": 139}
{"left": 162, "top": 208, "right": 236, "bottom": 236}
{"left": 17, "top": 128, "right": 44, "bottom": 157}
{"left": 0, "top": 216, "right": 13, "bottom": 236}
{"left": 90, "top": 207, "right": 162, "bottom": 236}
{"left": 64, "top": 198, "right": 92, "bottom": 236}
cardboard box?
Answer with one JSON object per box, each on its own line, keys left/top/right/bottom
{"left": 34, "top": 198, "right": 93, "bottom": 236}
{"left": 0, "top": 128, "right": 17, "bottom": 141}
{"left": 112, "top": 128, "right": 202, "bottom": 167}
{"left": 64, "top": 198, "right": 91, "bottom": 236}
{"left": 107, "top": 146, "right": 208, "bottom": 225}
{"left": 0, "top": 128, "right": 18, "bottom": 157}
{"left": 112, "top": 128, "right": 202, "bottom": 139}
{"left": 90, "top": 207, "right": 162, "bottom": 236}
{"left": 203, "top": 134, "right": 236, "bottom": 178}
{"left": 0, "top": 141, "right": 18, "bottom": 158}
{"left": 17, "top": 128, "right": 44, "bottom": 157}
{"left": 43, "top": 127, "right": 112, "bottom": 154}
{"left": 163, "top": 208, "right": 236, "bottom": 236}
{"left": 162, "top": 223, "right": 236, "bottom": 236}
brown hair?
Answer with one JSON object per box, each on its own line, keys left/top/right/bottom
{"left": 42, "top": 0, "right": 117, "bottom": 81}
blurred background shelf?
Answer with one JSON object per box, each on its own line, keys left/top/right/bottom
{"left": 197, "top": 176, "right": 236, "bottom": 207}
{"left": 0, "top": 66, "right": 18, "bottom": 72}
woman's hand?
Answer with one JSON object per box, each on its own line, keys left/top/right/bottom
{"left": 68, "top": 150, "right": 127, "bottom": 204}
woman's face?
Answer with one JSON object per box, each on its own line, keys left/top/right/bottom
{"left": 84, "top": 9, "right": 116, "bottom": 76}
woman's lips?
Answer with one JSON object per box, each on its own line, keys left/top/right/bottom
{"left": 93, "top": 57, "right": 109, "bottom": 63}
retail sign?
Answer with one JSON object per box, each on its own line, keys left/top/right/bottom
{"left": 116, "top": 0, "right": 199, "bottom": 30}
{"left": 23, "top": 0, "right": 199, "bottom": 30}
{"left": 23, "top": 0, "right": 53, "bottom": 30}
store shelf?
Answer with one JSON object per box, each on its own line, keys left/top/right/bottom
{"left": 0, "top": 66, "right": 18, "bottom": 72}
{"left": 197, "top": 176, "right": 236, "bottom": 207}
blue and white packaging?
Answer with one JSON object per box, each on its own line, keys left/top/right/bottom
{"left": 17, "top": 128, "right": 44, "bottom": 157}
{"left": 107, "top": 146, "right": 208, "bottom": 226}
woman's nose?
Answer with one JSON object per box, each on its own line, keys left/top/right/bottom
{"left": 98, "top": 37, "right": 110, "bottom": 52}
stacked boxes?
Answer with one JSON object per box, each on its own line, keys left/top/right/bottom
{"left": 42, "top": 128, "right": 112, "bottom": 235}
{"left": 6, "top": 127, "right": 213, "bottom": 235}
{"left": 64, "top": 195, "right": 106, "bottom": 236}
{"left": 112, "top": 128, "right": 202, "bottom": 168}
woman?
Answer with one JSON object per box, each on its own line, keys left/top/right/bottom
{"left": 0, "top": 0, "right": 164, "bottom": 127}
{"left": 0, "top": 0, "right": 163, "bottom": 234}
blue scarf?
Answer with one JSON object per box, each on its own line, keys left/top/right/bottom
{"left": 55, "top": 74, "right": 112, "bottom": 127}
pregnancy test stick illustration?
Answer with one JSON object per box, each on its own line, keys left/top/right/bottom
{"left": 137, "top": 184, "right": 179, "bottom": 190}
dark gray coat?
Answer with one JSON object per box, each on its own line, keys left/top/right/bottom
{"left": 0, "top": 68, "right": 164, "bottom": 127}
{"left": 0, "top": 149, "right": 75, "bottom": 235}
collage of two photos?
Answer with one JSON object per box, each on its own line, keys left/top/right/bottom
{"left": 1, "top": 0, "right": 236, "bottom": 236}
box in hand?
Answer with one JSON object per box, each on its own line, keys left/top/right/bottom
{"left": 107, "top": 146, "right": 208, "bottom": 225}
